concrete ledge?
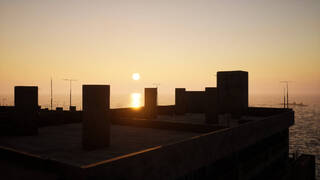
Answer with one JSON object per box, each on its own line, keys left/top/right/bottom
{"left": 0, "top": 110, "right": 294, "bottom": 180}
{"left": 83, "top": 111, "right": 294, "bottom": 179}
{"left": 112, "top": 118, "right": 225, "bottom": 133}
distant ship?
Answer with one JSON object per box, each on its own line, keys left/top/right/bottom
{"left": 279, "top": 102, "right": 308, "bottom": 107}
{"left": 289, "top": 102, "right": 308, "bottom": 107}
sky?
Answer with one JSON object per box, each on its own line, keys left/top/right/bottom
{"left": 0, "top": 0, "right": 319, "bottom": 102}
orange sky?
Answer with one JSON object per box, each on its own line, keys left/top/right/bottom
{"left": 0, "top": 0, "right": 319, "bottom": 99}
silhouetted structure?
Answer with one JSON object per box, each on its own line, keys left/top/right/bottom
{"left": 205, "top": 87, "right": 218, "bottom": 124}
{"left": 144, "top": 88, "right": 157, "bottom": 119}
{"left": 175, "top": 88, "right": 187, "bottom": 115}
{"left": 217, "top": 71, "right": 248, "bottom": 117}
{"left": 82, "top": 85, "right": 110, "bottom": 150}
{"left": 175, "top": 88, "right": 216, "bottom": 114}
{"left": 69, "top": 106, "right": 76, "bottom": 112}
{"left": 13, "top": 86, "right": 38, "bottom": 135}
{"left": 15, "top": 86, "right": 38, "bottom": 111}
{"left": 56, "top": 107, "right": 63, "bottom": 111}
{"left": 185, "top": 91, "right": 206, "bottom": 113}
{"left": 0, "top": 71, "right": 315, "bottom": 180}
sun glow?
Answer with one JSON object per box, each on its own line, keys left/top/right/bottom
{"left": 132, "top": 73, "right": 140, "bottom": 81}
{"left": 131, "top": 93, "right": 141, "bottom": 108}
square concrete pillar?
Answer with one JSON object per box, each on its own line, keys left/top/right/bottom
{"left": 69, "top": 106, "right": 76, "bottom": 112}
{"left": 82, "top": 85, "right": 110, "bottom": 150}
{"left": 15, "top": 86, "right": 38, "bottom": 112}
{"left": 144, "top": 88, "right": 157, "bottom": 119}
{"left": 56, "top": 107, "right": 63, "bottom": 112}
{"left": 175, "top": 88, "right": 186, "bottom": 115}
{"left": 205, "top": 87, "right": 218, "bottom": 124}
{"left": 217, "top": 71, "right": 248, "bottom": 117}
{"left": 14, "top": 86, "right": 39, "bottom": 135}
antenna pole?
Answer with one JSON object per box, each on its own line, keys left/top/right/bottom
{"left": 280, "top": 81, "right": 293, "bottom": 109}
{"left": 63, "top": 79, "right": 77, "bottom": 109}
{"left": 283, "top": 88, "right": 286, "bottom": 109}
{"left": 51, "top": 77, "right": 53, "bottom": 110}
{"left": 286, "top": 82, "right": 289, "bottom": 109}
{"left": 70, "top": 80, "right": 72, "bottom": 108}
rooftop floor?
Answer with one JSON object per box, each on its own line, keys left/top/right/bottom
{"left": 155, "top": 114, "right": 263, "bottom": 125}
{"left": 0, "top": 123, "right": 199, "bottom": 166}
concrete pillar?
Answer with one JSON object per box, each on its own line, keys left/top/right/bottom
{"left": 14, "top": 86, "right": 39, "bottom": 135}
{"left": 144, "top": 88, "right": 157, "bottom": 119}
{"left": 69, "top": 106, "right": 76, "bottom": 112}
{"left": 56, "top": 107, "right": 63, "bottom": 112}
{"left": 15, "top": 86, "right": 38, "bottom": 112}
{"left": 82, "top": 85, "right": 110, "bottom": 150}
{"left": 205, "top": 87, "right": 218, "bottom": 124}
{"left": 175, "top": 88, "right": 186, "bottom": 115}
{"left": 217, "top": 71, "right": 248, "bottom": 117}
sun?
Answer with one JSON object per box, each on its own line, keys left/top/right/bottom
{"left": 132, "top": 73, "right": 140, "bottom": 80}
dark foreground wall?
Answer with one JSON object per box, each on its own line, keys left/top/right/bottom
{"left": 0, "top": 110, "right": 302, "bottom": 180}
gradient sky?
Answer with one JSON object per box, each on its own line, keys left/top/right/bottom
{"left": 1, "top": 0, "right": 319, "bottom": 99}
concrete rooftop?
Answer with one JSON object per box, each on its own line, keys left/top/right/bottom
{"left": 0, "top": 123, "right": 199, "bottom": 166}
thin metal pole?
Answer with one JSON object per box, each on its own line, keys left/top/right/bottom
{"left": 286, "top": 83, "right": 289, "bottom": 109}
{"left": 283, "top": 88, "right": 286, "bottom": 109}
{"left": 63, "top": 79, "right": 77, "bottom": 109}
{"left": 70, "top": 80, "right": 72, "bottom": 107}
{"left": 51, "top": 78, "right": 53, "bottom": 110}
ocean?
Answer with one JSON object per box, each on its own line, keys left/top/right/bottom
{"left": 1, "top": 93, "right": 319, "bottom": 178}
{"left": 251, "top": 94, "right": 320, "bottom": 179}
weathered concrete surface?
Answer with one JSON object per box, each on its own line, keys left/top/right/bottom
{"left": 82, "top": 85, "right": 110, "bottom": 150}
{"left": 112, "top": 118, "right": 225, "bottom": 133}
{"left": 0, "top": 109, "right": 295, "bottom": 180}
{"left": 0, "top": 124, "right": 199, "bottom": 166}
{"left": 82, "top": 111, "right": 294, "bottom": 180}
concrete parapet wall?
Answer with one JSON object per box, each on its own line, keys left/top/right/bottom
{"left": 0, "top": 110, "right": 295, "bottom": 180}
{"left": 84, "top": 111, "right": 294, "bottom": 179}
{"left": 112, "top": 118, "right": 224, "bottom": 133}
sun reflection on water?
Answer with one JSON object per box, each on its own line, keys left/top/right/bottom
{"left": 131, "top": 93, "right": 141, "bottom": 109}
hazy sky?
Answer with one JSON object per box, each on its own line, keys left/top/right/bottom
{"left": 1, "top": 0, "right": 319, "bottom": 98}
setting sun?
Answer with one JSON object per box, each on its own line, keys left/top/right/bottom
{"left": 132, "top": 73, "right": 140, "bottom": 81}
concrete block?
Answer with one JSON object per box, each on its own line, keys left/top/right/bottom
{"left": 217, "top": 71, "right": 248, "bottom": 117}
{"left": 82, "top": 85, "right": 110, "bottom": 150}
{"left": 70, "top": 106, "right": 76, "bottom": 112}
{"left": 144, "top": 88, "right": 157, "bottom": 119}
{"left": 205, "top": 87, "right": 218, "bottom": 124}
{"left": 14, "top": 86, "right": 39, "bottom": 135}
{"left": 14, "top": 86, "right": 38, "bottom": 112}
{"left": 175, "top": 88, "right": 186, "bottom": 115}
{"left": 56, "top": 107, "right": 63, "bottom": 112}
